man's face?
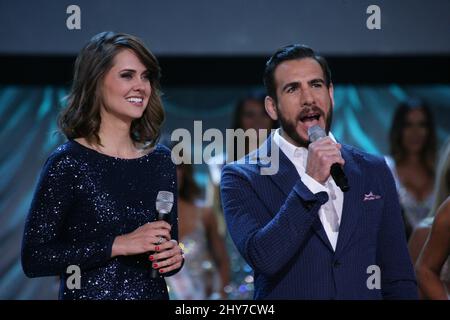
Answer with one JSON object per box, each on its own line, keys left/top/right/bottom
{"left": 265, "top": 58, "right": 334, "bottom": 147}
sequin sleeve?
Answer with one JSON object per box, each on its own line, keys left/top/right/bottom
{"left": 21, "top": 153, "right": 115, "bottom": 278}
{"left": 161, "top": 157, "right": 184, "bottom": 277}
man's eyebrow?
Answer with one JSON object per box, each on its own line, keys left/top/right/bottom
{"left": 282, "top": 82, "right": 299, "bottom": 91}
{"left": 309, "top": 78, "right": 325, "bottom": 84}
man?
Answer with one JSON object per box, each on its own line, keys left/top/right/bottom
{"left": 220, "top": 44, "right": 418, "bottom": 299}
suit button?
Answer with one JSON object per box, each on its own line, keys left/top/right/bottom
{"left": 333, "top": 261, "right": 341, "bottom": 268}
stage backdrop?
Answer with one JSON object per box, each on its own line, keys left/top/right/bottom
{"left": 0, "top": 84, "right": 449, "bottom": 299}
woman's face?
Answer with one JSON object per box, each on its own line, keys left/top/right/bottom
{"left": 402, "top": 108, "right": 428, "bottom": 154}
{"left": 240, "top": 99, "right": 274, "bottom": 131}
{"left": 100, "top": 49, "right": 151, "bottom": 121}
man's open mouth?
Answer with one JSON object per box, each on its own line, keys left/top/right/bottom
{"left": 300, "top": 113, "right": 321, "bottom": 122}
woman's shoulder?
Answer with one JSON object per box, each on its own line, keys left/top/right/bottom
{"left": 152, "top": 143, "right": 171, "bottom": 156}
{"left": 50, "top": 140, "right": 85, "bottom": 157}
{"left": 434, "top": 197, "right": 450, "bottom": 227}
{"left": 150, "top": 143, "right": 174, "bottom": 164}
{"left": 43, "top": 140, "right": 84, "bottom": 170}
{"left": 31, "top": 142, "right": 80, "bottom": 182}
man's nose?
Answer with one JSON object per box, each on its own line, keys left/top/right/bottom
{"left": 301, "top": 87, "right": 315, "bottom": 106}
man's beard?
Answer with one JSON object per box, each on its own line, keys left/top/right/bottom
{"left": 277, "top": 105, "right": 333, "bottom": 148}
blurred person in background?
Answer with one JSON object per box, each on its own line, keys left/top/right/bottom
{"left": 166, "top": 159, "right": 230, "bottom": 299}
{"left": 385, "top": 99, "right": 437, "bottom": 239}
{"left": 206, "top": 90, "right": 278, "bottom": 298}
{"left": 411, "top": 139, "right": 450, "bottom": 299}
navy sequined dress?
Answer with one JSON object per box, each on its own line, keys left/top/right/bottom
{"left": 21, "top": 140, "right": 180, "bottom": 300}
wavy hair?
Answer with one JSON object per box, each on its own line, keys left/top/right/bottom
{"left": 58, "top": 31, "right": 164, "bottom": 148}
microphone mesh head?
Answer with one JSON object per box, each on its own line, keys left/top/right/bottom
{"left": 308, "top": 125, "right": 326, "bottom": 142}
{"left": 156, "top": 191, "right": 174, "bottom": 214}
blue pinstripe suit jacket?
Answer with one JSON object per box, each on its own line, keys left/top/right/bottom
{"left": 220, "top": 137, "right": 418, "bottom": 299}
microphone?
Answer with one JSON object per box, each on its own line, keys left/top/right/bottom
{"left": 150, "top": 191, "right": 174, "bottom": 278}
{"left": 308, "top": 125, "right": 350, "bottom": 192}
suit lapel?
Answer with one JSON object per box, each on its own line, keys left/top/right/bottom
{"left": 256, "top": 136, "right": 334, "bottom": 252}
{"left": 335, "top": 145, "right": 365, "bottom": 259}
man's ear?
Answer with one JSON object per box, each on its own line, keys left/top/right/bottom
{"left": 265, "top": 96, "right": 278, "bottom": 121}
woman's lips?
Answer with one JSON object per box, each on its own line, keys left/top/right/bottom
{"left": 126, "top": 97, "right": 144, "bottom": 107}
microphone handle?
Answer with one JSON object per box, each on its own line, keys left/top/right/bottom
{"left": 331, "top": 163, "right": 350, "bottom": 192}
{"left": 150, "top": 212, "right": 170, "bottom": 278}
{"left": 150, "top": 262, "right": 160, "bottom": 278}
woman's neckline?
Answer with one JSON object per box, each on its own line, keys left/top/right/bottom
{"left": 70, "top": 139, "right": 155, "bottom": 161}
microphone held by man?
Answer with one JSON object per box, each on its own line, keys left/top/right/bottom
{"left": 308, "top": 125, "right": 349, "bottom": 192}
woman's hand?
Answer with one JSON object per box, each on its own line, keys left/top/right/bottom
{"left": 111, "top": 221, "right": 171, "bottom": 257}
{"left": 148, "top": 239, "right": 184, "bottom": 274}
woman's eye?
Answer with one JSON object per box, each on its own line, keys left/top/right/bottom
{"left": 121, "top": 73, "right": 133, "bottom": 79}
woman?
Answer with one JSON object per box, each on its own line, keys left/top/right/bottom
{"left": 229, "top": 90, "right": 279, "bottom": 162}
{"left": 21, "top": 31, "right": 183, "bottom": 300}
{"left": 166, "top": 161, "right": 230, "bottom": 299}
{"left": 206, "top": 91, "right": 277, "bottom": 298}
{"left": 208, "top": 91, "right": 278, "bottom": 232}
{"left": 385, "top": 99, "right": 437, "bottom": 237}
{"left": 412, "top": 139, "right": 450, "bottom": 299}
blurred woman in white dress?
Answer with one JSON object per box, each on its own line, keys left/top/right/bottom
{"left": 410, "top": 139, "right": 450, "bottom": 299}
{"left": 167, "top": 161, "right": 230, "bottom": 299}
{"left": 385, "top": 99, "right": 437, "bottom": 239}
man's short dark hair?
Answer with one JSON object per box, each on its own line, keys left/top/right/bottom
{"left": 263, "top": 44, "right": 332, "bottom": 101}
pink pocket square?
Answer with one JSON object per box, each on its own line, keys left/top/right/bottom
{"left": 363, "top": 192, "right": 381, "bottom": 201}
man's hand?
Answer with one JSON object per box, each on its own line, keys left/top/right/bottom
{"left": 306, "top": 137, "right": 345, "bottom": 184}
